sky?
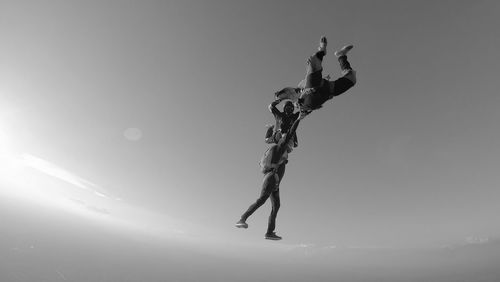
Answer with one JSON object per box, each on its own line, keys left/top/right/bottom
{"left": 1, "top": 0, "right": 500, "bottom": 281}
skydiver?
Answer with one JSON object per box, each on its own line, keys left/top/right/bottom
{"left": 236, "top": 112, "right": 306, "bottom": 240}
{"left": 275, "top": 36, "right": 357, "bottom": 115}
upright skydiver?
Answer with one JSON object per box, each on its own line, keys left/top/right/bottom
{"left": 236, "top": 112, "right": 306, "bottom": 240}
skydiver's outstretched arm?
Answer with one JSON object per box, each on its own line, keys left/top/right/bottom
{"left": 277, "top": 113, "right": 305, "bottom": 156}
{"left": 286, "top": 118, "right": 301, "bottom": 143}
{"left": 268, "top": 99, "right": 282, "bottom": 116}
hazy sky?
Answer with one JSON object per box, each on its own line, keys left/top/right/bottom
{"left": 2, "top": 1, "right": 500, "bottom": 281}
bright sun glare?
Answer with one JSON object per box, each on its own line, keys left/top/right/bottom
{"left": 0, "top": 120, "right": 190, "bottom": 241}
{"left": 0, "top": 121, "right": 108, "bottom": 217}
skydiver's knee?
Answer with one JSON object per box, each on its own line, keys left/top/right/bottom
{"left": 329, "top": 75, "right": 356, "bottom": 98}
{"left": 307, "top": 55, "right": 323, "bottom": 72}
{"left": 255, "top": 197, "right": 267, "bottom": 206}
{"left": 344, "top": 70, "right": 357, "bottom": 85}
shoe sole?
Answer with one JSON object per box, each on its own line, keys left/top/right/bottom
{"left": 335, "top": 45, "right": 354, "bottom": 57}
{"left": 265, "top": 237, "right": 282, "bottom": 240}
{"left": 235, "top": 224, "right": 248, "bottom": 229}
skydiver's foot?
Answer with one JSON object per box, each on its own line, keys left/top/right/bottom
{"left": 265, "top": 232, "right": 282, "bottom": 240}
{"left": 334, "top": 44, "right": 354, "bottom": 58}
{"left": 235, "top": 219, "right": 248, "bottom": 229}
{"left": 318, "top": 36, "right": 328, "bottom": 54}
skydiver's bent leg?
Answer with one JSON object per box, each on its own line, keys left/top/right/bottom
{"left": 240, "top": 172, "right": 279, "bottom": 222}
{"left": 298, "top": 51, "right": 325, "bottom": 89}
{"left": 328, "top": 55, "right": 357, "bottom": 98}
{"left": 298, "top": 36, "right": 327, "bottom": 89}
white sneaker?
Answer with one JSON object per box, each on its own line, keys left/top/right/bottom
{"left": 334, "top": 44, "right": 354, "bottom": 57}
{"left": 235, "top": 220, "right": 248, "bottom": 229}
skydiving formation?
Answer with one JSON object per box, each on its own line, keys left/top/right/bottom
{"left": 236, "top": 36, "right": 357, "bottom": 240}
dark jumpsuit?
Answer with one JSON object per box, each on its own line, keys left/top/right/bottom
{"left": 298, "top": 50, "right": 356, "bottom": 112}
